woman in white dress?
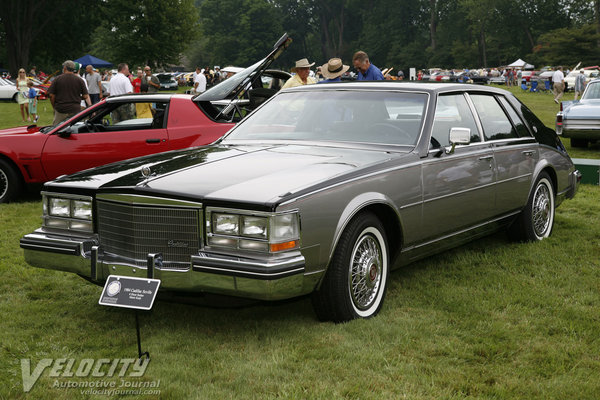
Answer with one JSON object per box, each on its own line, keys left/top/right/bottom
{"left": 16, "top": 69, "right": 30, "bottom": 122}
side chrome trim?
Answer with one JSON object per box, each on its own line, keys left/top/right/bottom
{"left": 404, "top": 210, "right": 521, "bottom": 251}
{"left": 423, "top": 180, "right": 496, "bottom": 204}
{"left": 497, "top": 173, "right": 533, "bottom": 185}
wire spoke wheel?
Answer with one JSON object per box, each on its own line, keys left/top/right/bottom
{"left": 532, "top": 182, "right": 552, "bottom": 238}
{"left": 311, "top": 212, "right": 389, "bottom": 322}
{"left": 508, "top": 172, "right": 555, "bottom": 242}
{"left": 0, "top": 167, "right": 7, "bottom": 200}
{"left": 349, "top": 232, "right": 383, "bottom": 311}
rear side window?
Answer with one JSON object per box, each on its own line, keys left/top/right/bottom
{"left": 497, "top": 96, "right": 531, "bottom": 137}
{"left": 470, "top": 94, "right": 518, "bottom": 141}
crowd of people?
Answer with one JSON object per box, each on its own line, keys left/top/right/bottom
{"left": 16, "top": 51, "right": 586, "bottom": 126}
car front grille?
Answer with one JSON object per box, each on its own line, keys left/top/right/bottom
{"left": 97, "top": 199, "right": 201, "bottom": 270}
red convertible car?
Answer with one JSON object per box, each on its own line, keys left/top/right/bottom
{"left": 0, "top": 34, "right": 291, "bottom": 202}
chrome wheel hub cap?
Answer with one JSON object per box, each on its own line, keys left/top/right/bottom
{"left": 533, "top": 183, "right": 551, "bottom": 237}
{"left": 0, "top": 169, "right": 7, "bottom": 200}
{"left": 350, "top": 234, "right": 382, "bottom": 310}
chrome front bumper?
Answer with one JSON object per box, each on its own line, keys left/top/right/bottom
{"left": 20, "top": 230, "right": 316, "bottom": 301}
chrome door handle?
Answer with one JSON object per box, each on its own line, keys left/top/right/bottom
{"left": 522, "top": 150, "right": 535, "bottom": 156}
{"left": 478, "top": 155, "right": 493, "bottom": 161}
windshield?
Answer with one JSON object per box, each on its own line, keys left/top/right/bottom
{"left": 224, "top": 90, "right": 428, "bottom": 146}
{"left": 157, "top": 75, "right": 175, "bottom": 83}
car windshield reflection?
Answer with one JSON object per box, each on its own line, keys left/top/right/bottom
{"left": 224, "top": 90, "right": 427, "bottom": 146}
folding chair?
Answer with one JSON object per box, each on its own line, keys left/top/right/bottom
{"left": 540, "top": 80, "right": 551, "bottom": 93}
{"left": 529, "top": 80, "right": 538, "bottom": 92}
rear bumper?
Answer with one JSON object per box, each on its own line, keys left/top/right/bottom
{"left": 21, "top": 230, "right": 315, "bottom": 301}
{"left": 559, "top": 126, "right": 600, "bottom": 139}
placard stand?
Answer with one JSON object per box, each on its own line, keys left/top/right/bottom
{"left": 99, "top": 274, "right": 161, "bottom": 363}
{"left": 135, "top": 312, "right": 150, "bottom": 364}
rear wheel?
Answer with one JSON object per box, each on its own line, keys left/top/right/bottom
{"left": 0, "top": 158, "right": 22, "bottom": 203}
{"left": 570, "top": 138, "right": 589, "bottom": 148}
{"left": 311, "top": 212, "right": 389, "bottom": 322}
{"left": 508, "top": 172, "right": 555, "bottom": 242}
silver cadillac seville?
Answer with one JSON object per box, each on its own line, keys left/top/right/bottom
{"left": 21, "top": 83, "right": 580, "bottom": 322}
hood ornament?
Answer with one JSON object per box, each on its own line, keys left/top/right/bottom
{"left": 141, "top": 166, "right": 152, "bottom": 178}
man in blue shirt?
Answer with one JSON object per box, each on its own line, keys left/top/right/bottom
{"left": 352, "top": 51, "right": 384, "bottom": 81}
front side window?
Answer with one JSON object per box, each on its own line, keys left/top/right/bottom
{"left": 431, "top": 93, "right": 480, "bottom": 147}
{"left": 470, "top": 94, "right": 518, "bottom": 141}
{"left": 224, "top": 91, "right": 428, "bottom": 146}
{"left": 73, "top": 101, "right": 168, "bottom": 132}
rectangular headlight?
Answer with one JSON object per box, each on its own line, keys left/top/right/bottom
{"left": 241, "top": 216, "right": 268, "bottom": 239}
{"left": 213, "top": 213, "right": 239, "bottom": 235}
{"left": 48, "top": 198, "right": 70, "bottom": 217}
{"left": 42, "top": 193, "right": 94, "bottom": 233}
{"left": 207, "top": 208, "right": 299, "bottom": 253}
{"left": 72, "top": 200, "right": 92, "bottom": 220}
{"left": 271, "top": 213, "right": 299, "bottom": 242}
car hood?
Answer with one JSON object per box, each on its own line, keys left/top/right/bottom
{"left": 0, "top": 125, "right": 43, "bottom": 136}
{"left": 47, "top": 143, "right": 410, "bottom": 208}
{"left": 562, "top": 99, "right": 600, "bottom": 118}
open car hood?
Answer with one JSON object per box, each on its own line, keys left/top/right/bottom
{"left": 194, "top": 33, "right": 291, "bottom": 102}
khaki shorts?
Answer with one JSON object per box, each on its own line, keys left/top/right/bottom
{"left": 53, "top": 111, "right": 77, "bottom": 126}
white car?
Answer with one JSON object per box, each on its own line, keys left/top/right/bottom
{"left": 0, "top": 79, "right": 18, "bottom": 101}
{"left": 564, "top": 69, "right": 599, "bottom": 91}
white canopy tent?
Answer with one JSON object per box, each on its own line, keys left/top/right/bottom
{"left": 508, "top": 59, "right": 535, "bottom": 69}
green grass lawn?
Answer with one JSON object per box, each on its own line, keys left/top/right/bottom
{"left": 1, "top": 84, "right": 600, "bottom": 399}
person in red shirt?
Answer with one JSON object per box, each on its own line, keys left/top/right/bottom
{"left": 132, "top": 68, "right": 143, "bottom": 93}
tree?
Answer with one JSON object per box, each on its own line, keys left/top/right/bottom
{"left": 535, "top": 24, "right": 600, "bottom": 66}
{"left": 198, "top": 0, "right": 284, "bottom": 67}
{"left": 91, "top": 0, "right": 199, "bottom": 69}
{"left": 0, "top": 0, "right": 70, "bottom": 75}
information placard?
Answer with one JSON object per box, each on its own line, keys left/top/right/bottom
{"left": 99, "top": 275, "right": 161, "bottom": 310}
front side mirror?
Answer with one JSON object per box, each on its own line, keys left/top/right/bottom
{"left": 447, "top": 127, "right": 471, "bottom": 154}
{"left": 57, "top": 126, "right": 73, "bottom": 138}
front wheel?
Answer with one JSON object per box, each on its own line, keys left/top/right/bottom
{"left": 0, "top": 158, "right": 22, "bottom": 203}
{"left": 508, "top": 172, "right": 555, "bottom": 242}
{"left": 311, "top": 212, "right": 389, "bottom": 323}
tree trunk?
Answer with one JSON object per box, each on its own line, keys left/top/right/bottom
{"left": 480, "top": 27, "right": 487, "bottom": 68}
{"left": 0, "top": 0, "right": 57, "bottom": 76}
{"left": 596, "top": 0, "right": 600, "bottom": 49}
{"left": 430, "top": 0, "right": 437, "bottom": 50}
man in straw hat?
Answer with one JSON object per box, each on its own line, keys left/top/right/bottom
{"left": 282, "top": 58, "right": 317, "bottom": 89}
{"left": 318, "top": 58, "right": 349, "bottom": 83}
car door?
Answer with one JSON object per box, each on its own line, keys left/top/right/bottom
{"left": 419, "top": 92, "right": 496, "bottom": 243}
{"left": 469, "top": 94, "right": 536, "bottom": 215}
{"left": 41, "top": 101, "right": 169, "bottom": 180}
